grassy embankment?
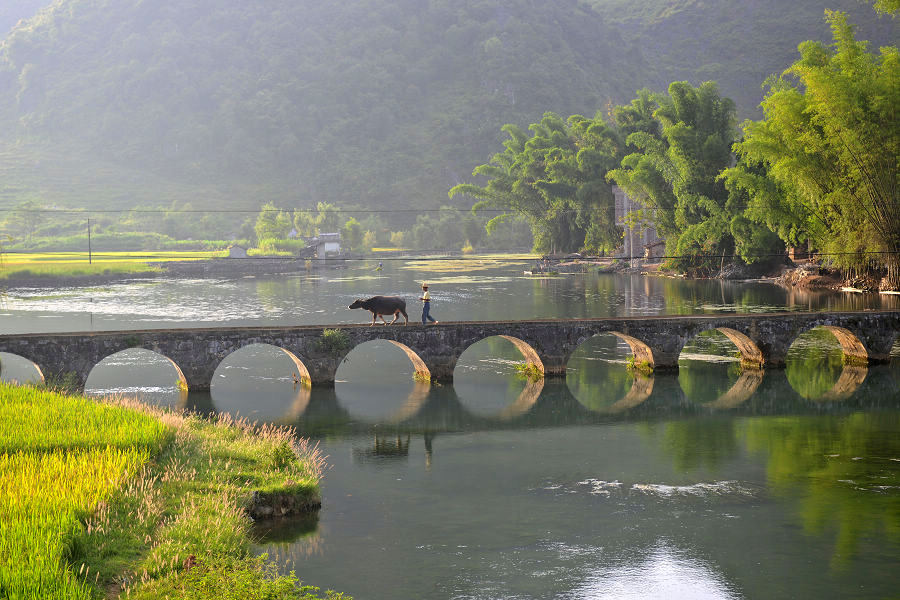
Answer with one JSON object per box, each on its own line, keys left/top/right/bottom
{"left": 0, "top": 382, "right": 346, "bottom": 599}
{"left": 0, "top": 251, "right": 221, "bottom": 280}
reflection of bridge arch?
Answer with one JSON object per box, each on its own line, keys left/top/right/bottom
{"left": 495, "top": 378, "right": 544, "bottom": 419}
{"left": 812, "top": 366, "right": 868, "bottom": 402}
{"left": 606, "top": 374, "right": 654, "bottom": 413}
{"left": 566, "top": 333, "right": 655, "bottom": 414}
{"left": 706, "top": 369, "right": 764, "bottom": 409}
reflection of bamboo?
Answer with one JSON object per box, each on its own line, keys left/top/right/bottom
{"left": 498, "top": 378, "right": 545, "bottom": 419}
{"left": 708, "top": 369, "right": 764, "bottom": 409}
{"left": 607, "top": 374, "right": 654, "bottom": 413}
{"left": 817, "top": 366, "right": 867, "bottom": 402}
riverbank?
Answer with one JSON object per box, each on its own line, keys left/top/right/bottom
{"left": 0, "top": 382, "right": 345, "bottom": 599}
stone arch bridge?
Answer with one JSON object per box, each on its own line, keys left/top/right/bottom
{"left": 0, "top": 311, "right": 897, "bottom": 391}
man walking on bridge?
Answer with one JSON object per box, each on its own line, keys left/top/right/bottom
{"left": 420, "top": 283, "right": 439, "bottom": 325}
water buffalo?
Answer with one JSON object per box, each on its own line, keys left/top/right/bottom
{"left": 349, "top": 295, "right": 409, "bottom": 326}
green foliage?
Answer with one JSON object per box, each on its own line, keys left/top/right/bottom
{"left": 451, "top": 112, "right": 623, "bottom": 254}
{"left": 514, "top": 362, "right": 544, "bottom": 381}
{"left": 255, "top": 203, "right": 293, "bottom": 244}
{"left": 873, "top": 0, "right": 900, "bottom": 15}
{"left": 128, "top": 555, "right": 350, "bottom": 600}
{"left": 317, "top": 329, "right": 351, "bottom": 356}
{"left": 341, "top": 218, "right": 363, "bottom": 253}
{"left": 735, "top": 11, "right": 900, "bottom": 285}
{"left": 609, "top": 81, "right": 756, "bottom": 274}
{"left": 257, "top": 238, "right": 308, "bottom": 255}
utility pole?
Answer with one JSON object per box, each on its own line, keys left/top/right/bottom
{"left": 87, "top": 218, "right": 92, "bottom": 264}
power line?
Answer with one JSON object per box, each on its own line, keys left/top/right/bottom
{"left": 1, "top": 250, "right": 898, "bottom": 261}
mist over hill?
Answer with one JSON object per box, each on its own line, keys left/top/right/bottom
{"left": 0, "top": 0, "right": 894, "bottom": 216}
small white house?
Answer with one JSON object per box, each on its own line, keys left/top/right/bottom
{"left": 226, "top": 245, "right": 248, "bottom": 258}
{"left": 316, "top": 233, "right": 342, "bottom": 256}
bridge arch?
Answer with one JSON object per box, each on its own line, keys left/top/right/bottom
{"left": 785, "top": 326, "right": 869, "bottom": 401}
{"left": 336, "top": 339, "right": 430, "bottom": 384}
{"left": 677, "top": 329, "right": 765, "bottom": 406}
{"left": 453, "top": 335, "right": 544, "bottom": 380}
{"left": 566, "top": 333, "right": 655, "bottom": 413}
{"left": 0, "top": 352, "right": 45, "bottom": 385}
{"left": 210, "top": 343, "right": 312, "bottom": 421}
{"left": 84, "top": 348, "right": 188, "bottom": 408}
{"left": 677, "top": 327, "right": 764, "bottom": 371}
{"left": 808, "top": 325, "right": 869, "bottom": 365}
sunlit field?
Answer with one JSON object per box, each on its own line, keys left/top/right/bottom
{"left": 0, "top": 383, "right": 171, "bottom": 598}
{"left": 0, "top": 251, "right": 221, "bottom": 279}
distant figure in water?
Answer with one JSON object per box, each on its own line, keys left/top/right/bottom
{"left": 375, "top": 261, "right": 383, "bottom": 271}
{"left": 419, "top": 283, "right": 438, "bottom": 325}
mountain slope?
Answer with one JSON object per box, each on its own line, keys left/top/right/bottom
{"left": 0, "top": 0, "right": 894, "bottom": 216}
{"left": 0, "top": 0, "right": 645, "bottom": 213}
{"left": 587, "top": 0, "right": 898, "bottom": 116}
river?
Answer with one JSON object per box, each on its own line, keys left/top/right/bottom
{"left": 1, "top": 255, "right": 898, "bottom": 599}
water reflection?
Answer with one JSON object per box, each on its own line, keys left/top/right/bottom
{"left": 786, "top": 328, "right": 864, "bottom": 401}
{"left": 3, "top": 265, "right": 900, "bottom": 335}
{"left": 211, "top": 343, "right": 311, "bottom": 422}
{"left": 570, "top": 543, "right": 742, "bottom": 600}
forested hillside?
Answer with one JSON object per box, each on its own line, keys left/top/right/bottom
{"left": 0, "top": 0, "right": 894, "bottom": 219}
{"left": 0, "top": 0, "right": 644, "bottom": 215}
{"left": 587, "top": 0, "right": 898, "bottom": 116}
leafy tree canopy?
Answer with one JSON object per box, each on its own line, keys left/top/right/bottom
{"left": 734, "top": 10, "right": 900, "bottom": 284}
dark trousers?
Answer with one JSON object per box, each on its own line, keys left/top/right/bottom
{"left": 422, "top": 302, "right": 436, "bottom": 324}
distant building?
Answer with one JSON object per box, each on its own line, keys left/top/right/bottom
{"left": 226, "top": 245, "right": 248, "bottom": 258}
{"left": 613, "top": 185, "right": 663, "bottom": 266}
{"left": 303, "top": 232, "right": 342, "bottom": 257}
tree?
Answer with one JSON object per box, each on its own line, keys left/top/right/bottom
{"left": 872, "top": 0, "right": 899, "bottom": 16}
{"left": 449, "top": 112, "right": 623, "bottom": 255}
{"left": 254, "top": 202, "right": 292, "bottom": 242}
{"left": 734, "top": 11, "right": 900, "bottom": 286}
{"left": 341, "top": 217, "right": 363, "bottom": 252}
{"left": 314, "top": 202, "right": 343, "bottom": 234}
{"left": 608, "top": 81, "right": 747, "bottom": 274}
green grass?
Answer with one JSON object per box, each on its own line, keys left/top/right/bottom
{"left": 0, "top": 382, "right": 343, "bottom": 599}
{"left": 0, "top": 250, "right": 223, "bottom": 280}
{"left": 0, "top": 384, "right": 171, "bottom": 598}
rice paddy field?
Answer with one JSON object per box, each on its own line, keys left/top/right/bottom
{"left": 0, "top": 384, "right": 171, "bottom": 598}
{"left": 0, "top": 251, "right": 220, "bottom": 280}
{"left": 0, "top": 382, "right": 330, "bottom": 599}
